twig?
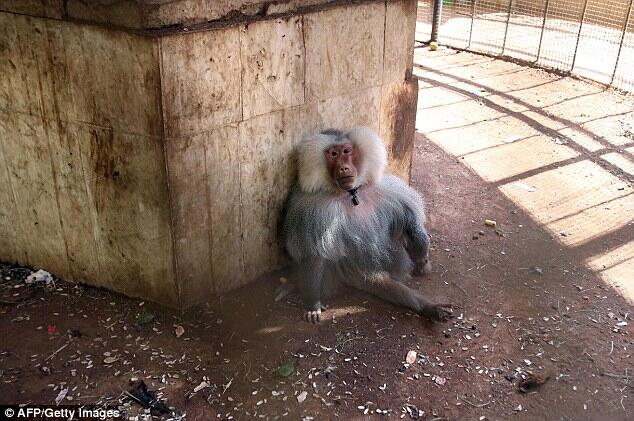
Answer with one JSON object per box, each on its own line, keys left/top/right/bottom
{"left": 335, "top": 337, "right": 364, "bottom": 353}
{"left": 603, "top": 372, "right": 630, "bottom": 380}
{"left": 451, "top": 281, "right": 468, "bottom": 296}
{"left": 460, "top": 397, "right": 491, "bottom": 408}
{"left": 45, "top": 342, "right": 69, "bottom": 361}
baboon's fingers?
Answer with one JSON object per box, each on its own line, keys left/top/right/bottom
{"left": 303, "top": 309, "right": 321, "bottom": 324}
{"left": 421, "top": 303, "right": 454, "bottom": 322}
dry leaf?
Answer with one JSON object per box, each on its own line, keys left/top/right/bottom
{"left": 175, "top": 325, "right": 185, "bottom": 338}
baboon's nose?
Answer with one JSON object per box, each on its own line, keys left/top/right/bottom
{"left": 339, "top": 166, "right": 350, "bottom": 175}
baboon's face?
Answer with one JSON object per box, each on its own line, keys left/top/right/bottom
{"left": 325, "top": 142, "right": 358, "bottom": 191}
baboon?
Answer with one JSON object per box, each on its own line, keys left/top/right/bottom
{"left": 281, "top": 127, "right": 453, "bottom": 323}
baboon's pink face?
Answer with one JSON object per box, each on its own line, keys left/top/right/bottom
{"left": 325, "top": 143, "right": 359, "bottom": 191}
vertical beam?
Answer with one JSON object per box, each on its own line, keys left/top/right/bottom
{"left": 611, "top": 0, "right": 634, "bottom": 84}
{"left": 536, "top": 0, "right": 551, "bottom": 63}
{"left": 571, "top": 0, "right": 590, "bottom": 72}
{"left": 431, "top": 0, "right": 443, "bottom": 42}
{"left": 501, "top": 0, "right": 514, "bottom": 55}
{"left": 468, "top": 0, "right": 477, "bottom": 48}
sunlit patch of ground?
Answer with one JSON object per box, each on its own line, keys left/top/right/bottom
{"left": 414, "top": 46, "right": 634, "bottom": 305}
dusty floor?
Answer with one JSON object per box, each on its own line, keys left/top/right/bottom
{"left": 1, "top": 49, "right": 633, "bottom": 420}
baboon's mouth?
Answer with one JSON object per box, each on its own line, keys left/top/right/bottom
{"left": 337, "top": 176, "right": 356, "bottom": 188}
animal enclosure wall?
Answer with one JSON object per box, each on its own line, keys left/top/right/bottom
{"left": 0, "top": 0, "right": 419, "bottom": 308}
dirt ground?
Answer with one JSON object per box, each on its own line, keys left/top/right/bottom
{"left": 1, "top": 48, "right": 633, "bottom": 420}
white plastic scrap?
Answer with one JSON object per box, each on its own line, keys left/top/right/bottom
{"left": 26, "top": 269, "right": 53, "bottom": 285}
{"left": 55, "top": 387, "right": 68, "bottom": 405}
{"left": 297, "top": 391, "right": 308, "bottom": 403}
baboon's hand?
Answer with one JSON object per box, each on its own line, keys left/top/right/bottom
{"left": 421, "top": 303, "right": 454, "bottom": 322}
{"left": 303, "top": 309, "right": 321, "bottom": 324}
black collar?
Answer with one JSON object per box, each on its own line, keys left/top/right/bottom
{"left": 348, "top": 186, "right": 361, "bottom": 206}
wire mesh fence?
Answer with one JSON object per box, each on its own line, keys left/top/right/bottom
{"left": 416, "top": 0, "right": 634, "bottom": 92}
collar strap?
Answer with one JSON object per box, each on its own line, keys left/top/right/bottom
{"left": 348, "top": 186, "right": 360, "bottom": 206}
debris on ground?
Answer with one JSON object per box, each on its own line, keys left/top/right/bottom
{"left": 135, "top": 310, "right": 155, "bottom": 327}
{"left": 54, "top": 387, "right": 68, "bottom": 405}
{"left": 484, "top": 219, "right": 497, "bottom": 227}
{"left": 277, "top": 361, "right": 295, "bottom": 377}
{"left": 518, "top": 374, "right": 550, "bottom": 393}
{"left": 297, "top": 391, "right": 308, "bottom": 403}
{"left": 406, "top": 350, "right": 417, "bottom": 364}
{"left": 530, "top": 266, "right": 544, "bottom": 275}
{"left": 126, "top": 380, "right": 170, "bottom": 416}
{"left": 511, "top": 182, "right": 537, "bottom": 192}
{"left": 25, "top": 269, "right": 53, "bottom": 285}
{"left": 403, "top": 403, "right": 424, "bottom": 419}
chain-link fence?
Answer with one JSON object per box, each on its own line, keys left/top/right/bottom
{"left": 416, "top": 0, "right": 634, "bottom": 92}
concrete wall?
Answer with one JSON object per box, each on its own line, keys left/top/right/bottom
{"left": 0, "top": 0, "right": 418, "bottom": 308}
{"left": 0, "top": 13, "right": 178, "bottom": 306}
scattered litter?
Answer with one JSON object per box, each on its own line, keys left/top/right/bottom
{"left": 297, "top": 391, "right": 308, "bottom": 403}
{"left": 47, "top": 325, "right": 57, "bottom": 334}
{"left": 274, "top": 284, "right": 292, "bottom": 302}
{"left": 103, "top": 356, "right": 118, "bottom": 365}
{"left": 135, "top": 310, "right": 155, "bottom": 326}
{"left": 193, "top": 380, "right": 210, "bottom": 393}
{"left": 26, "top": 269, "right": 53, "bottom": 285}
{"left": 406, "top": 350, "right": 417, "bottom": 365}
{"left": 434, "top": 376, "right": 446, "bottom": 385}
{"left": 514, "top": 404, "right": 523, "bottom": 411}
{"left": 511, "top": 182, "right": 537, "bottom": 192}
{"left": 126, "top": 380, "right": 170, "bottom": 416}
{"left": 484, "top": 219, "right": 497, "bottom": 227}
{"left": 503, "top": 135, "right": 522, "bottom": 144}
{"left": 54, "top": 387, "right": 68, "bottom": 405}
{"left": 518, "top": 373, "right": 550, "bottom": 393}
{"left": 530, "top": 266, "right": 544, "bottom": 275}
{"left": 277, "top": 362, "right": 295, "bottom": 378}
{"left": 174, "top": 325, "right": 185, "bottom": 338}
{"left": 403, "top": 403, "right": 424, "bottom": 419}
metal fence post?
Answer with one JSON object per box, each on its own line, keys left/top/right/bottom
{"left": 431, "top": 0, "right": 443, "bottom": 42}
{"left": 571, "top": 0, "right": 590, "bottom": 72}
{"left": 468, "top": 0, "right": 477, "bottom": 48}
{"left": 611, "top": 0, "right": 634, "bottom": 85}
{"left": 501, "top": 0, "right": 514, "bottom": 55}
{"left": 536, "top": 0, "right": 551, "bottom": 63}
